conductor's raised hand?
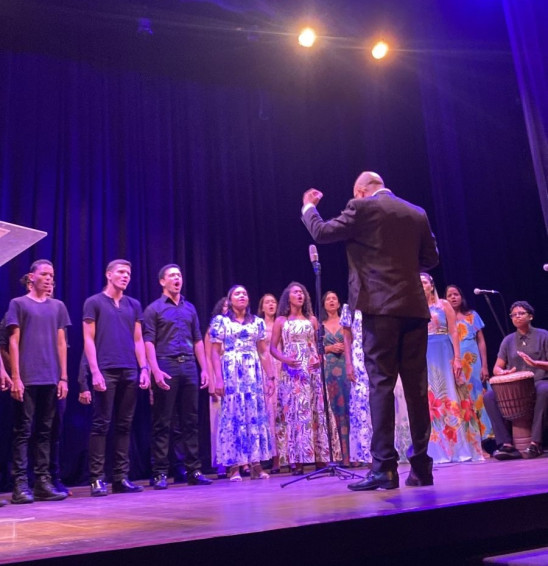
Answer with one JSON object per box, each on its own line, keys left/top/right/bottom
{"left": 303, "top": 189, "right": 324, "bottom": 208}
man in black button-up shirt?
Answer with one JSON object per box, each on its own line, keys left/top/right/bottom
{"left": 143, "top": 264, "right": 211, "bottom": 488}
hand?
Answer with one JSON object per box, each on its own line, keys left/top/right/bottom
{"left": 346, "top": 364, "right": 357, "bottom": 383}
{"left": 0, "top": 370, "right": 12, "bottom": 392}
{"left": 92, "top": 371, "right": 106, "bottom": 392}
{"left": 139, "top": 368, "right": 150, "bottom": 389}
{"left": 480, "top": 366, "right": 490, "bottom": 383}
{"left": 283, "top": 355, "right": 301, "bottom": 369}
{"left": 302, "top": 188, "right": 323, "bottom": 208}
{"left": 329, "top": 343, "right": 345, "bottom": 355}
{"left": 215, "top": 380, "right": 225, "bottom": 398}
{"left": 452, "top": 358, "right": 463, "bottom": 384}
{"left": 57, "top": 380, "right": 68, "bottom": 400}
{"left": 200, "top": 370, "right": 210, "bottom": 390}
{"left": 265, "top": 379, "right": 275, "bottom": 398}
{"left": 78, "top": 391, "right": 92, "bottom": 405}
{"left": 517, "top": 351, "right": 536, "bottom": 367}
{"left": 308, "top": 354, "right": 321, "bottom": 371}
{"left": 153, "top": 370, "right": 172, "bottom": 391}
{"left": 11, "top": 379, "right": 24, "bottom": 402}
{"left": 494, "top": 366, "right": 517, "bottom": 376}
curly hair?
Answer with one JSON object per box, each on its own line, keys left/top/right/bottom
{"left": 445, "top": 284, "right": 471, "bottom": 315}
{"left": 277, "top": 281, "right": 314, "bottom": 318}
{"left": 226, "top": 285, "right": 254, "bottom": 324}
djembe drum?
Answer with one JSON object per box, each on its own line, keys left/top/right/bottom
{"left": 489, "top": 371, "right": 536, "bottom": 451}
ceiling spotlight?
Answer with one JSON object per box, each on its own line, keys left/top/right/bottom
{"left": 371, "top": 41, "right": 389, "bottom": 60}
{"left": 298, "top": 27, "right": 317, "bottom": 48}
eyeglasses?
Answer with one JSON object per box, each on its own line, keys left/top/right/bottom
{"left": 510, "top": 311, "right": 530, "bottom": 318}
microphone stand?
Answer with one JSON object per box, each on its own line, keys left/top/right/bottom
{"left": 481, "top": 294, "right": 507, "bottom": 341}
{"left": 281, "top": 255, "right": 364, "bottom": 487}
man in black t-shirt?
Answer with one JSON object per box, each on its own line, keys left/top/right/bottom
{"left": 6, "top": 259, "right": 70, "bottom": 504}
{"left": 83, "top": 259, "right": 150, "bottom": 496}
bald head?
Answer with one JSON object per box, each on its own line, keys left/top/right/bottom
{"left": 353, "top": 171, "right": 384, "bottom": 198}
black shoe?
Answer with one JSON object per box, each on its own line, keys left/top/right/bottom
{"left": 493, "top": 445, "right": 522, "bottom": 461}
{"left": 52, "top": 478, "right": 72, "bottom": 496}
{"left": 12, "top": 482, "right": 34, "bottom": 504}
{"left": 34, "top": 477, "right": 68, "bottom": 501}
{"left": 90, "top": 479, "right": 108, "bottom": 497}
{"left": 405, "top": 469, "right": 434, "bottom": 487}
{"left": 348, "top": 470, "right": 399, "bottom": 491}
{"left": 152, "top": 474, "right": 168, "bottom": 490}
{"left": 187, "top": 471, "right": 212, "bottom": 486}
{"left": 523, "top": 443, "right": 542, "bottom": 459}
{"left": 112, "top": 478, "right": 144, "bottom": 494}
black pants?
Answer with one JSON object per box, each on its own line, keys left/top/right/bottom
{"left": 151, "top": 358, "right": 200, "bottom": 476}
{"left": 363, "top": 315, "right": 432, "bottom": 475}
{"left": 88, "top": 368, "right": 138, "bottom": 483}
{"left": 12, "top": 384, "right": 57, "bottom": 482}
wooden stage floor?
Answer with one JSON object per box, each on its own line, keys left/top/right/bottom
{"left": 2, "top": 458, "right": 548, "bottom": 566}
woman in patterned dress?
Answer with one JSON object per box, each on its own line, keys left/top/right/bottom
{"left": 322, "top": 291, "right": 351, "bottom": 466}
{"left": 341, "top": 304, "right": 372, "bottom": 466}
{"left": 270, "top": 282, "right": 330, "bottom": 474}
{"left": 257, "top": 293, "right": 281, "bottom": 473}
{"left": 421, "top": 274, "right": 483, "bottom": 463}
{"left": 445, "top": 285, "right": 493, "bottom": 448}
{"left": 210, "top": 285, "right": 274, "bottom": 481}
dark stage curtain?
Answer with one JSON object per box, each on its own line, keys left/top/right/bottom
{"left": 0, "top": 1, "right": 547, "bottom": 487}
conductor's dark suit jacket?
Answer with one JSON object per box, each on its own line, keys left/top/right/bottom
{"left": 302, "top": 191, "right": 439, "bottom": 318}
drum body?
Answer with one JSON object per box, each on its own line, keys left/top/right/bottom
{"left": 490, "top": 371, "right": 535, "bottom": 451}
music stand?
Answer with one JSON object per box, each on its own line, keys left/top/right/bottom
{"left": 280, "top": 252, "right": 364, "bottom": 488}
{"left": 0, "top": 221, "right": 47, "bottom": 267}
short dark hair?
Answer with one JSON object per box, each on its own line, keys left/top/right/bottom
{"left": 29, "top": 259, "right": 53, "bottom": 273}
{"left": 510, "top": 301, "right": 534, "bottom": 317}
{"left": 158, "top": 263, "right": 181, "bottom": 281}
{"left": 106, "top": 259, "right": 131, "bottom": 273}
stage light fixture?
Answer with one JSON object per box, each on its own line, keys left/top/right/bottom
{"left": 298, "top": 27, "right": 317, "bottom": 48}
{"left": 371, "top": 41, "right": 389, "bottom": 60}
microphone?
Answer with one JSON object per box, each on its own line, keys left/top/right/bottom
{"left": 474, "top": 288, "right": 499, "bottom": 295}
{"left": 309, "top": 244, "right": 321, "bottom": 275}
{"left": 543, "top": 264, "right": 548, "bottom": 272}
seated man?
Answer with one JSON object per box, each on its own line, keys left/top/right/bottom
{"left": 484, "top": 301, "right": 548, "bottom": 460}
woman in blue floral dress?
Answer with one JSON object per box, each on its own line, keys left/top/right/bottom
{"left": 270, "top": 282, "right": 331, "bottom": 474}
{"left": 210, "top": 285, "right": 274, "bottom": 481}
{"left": 445, "top": 285, "right": 493, "bottom": 445}
{"left": 341, "top": 304, "right": 372, "bottom": 465}
{"left": 421, "top": 274, "right": 483, "bottom": 463}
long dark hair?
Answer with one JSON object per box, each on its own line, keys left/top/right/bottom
{"left": 209, "top": 296, "right": 228, "bottom": 324}
{"left": 445, "top": 284, "right": 471, "bottom": 315}
{"left": 277, "top": 281, "right": 314, "bottom": 318}
{"left": 226, "top": 285, "right": 254, "bottom": 324}
{"left": 257, "top": 293, "right": 277, "bottom": 319}
{"left": 321, "top": 290, "right": 341, "bottom": 321}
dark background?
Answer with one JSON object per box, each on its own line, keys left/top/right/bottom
{"left": 0, "top": 0, "right": 546, "bottom": 487}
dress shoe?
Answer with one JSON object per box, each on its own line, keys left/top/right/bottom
{"left": 348, "top": 470, "right": 399, "bottom": 491}
{"left": 405, "top": 469, "right": 434, "bottom": 487}
{"left": 11, "top": 482, "right": 34, "bottom": 504}
{"left": 34, "top": 477, "right": 68, "bottom": 501}
{"left": 493, "top": 445, "right": 522, "bottom": 461}
{"left": 90, "top": 479, "right": 108, "bottom": 497}
{"left": 187, "top": 471, "right": 212, "bottom": 486}
{"left": 152, "top": 474, "right": 168, "bottom": 490}
{"left": 112, "top": 478, "right": 144, "bottom": 493}
{"left": 52, "top": 478, "right": 72, "bottom": 496}
{"left": 523, "top": 443, "right": 542, "bottom": 459}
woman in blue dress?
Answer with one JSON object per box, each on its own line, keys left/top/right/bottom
{"left": 421, "top": 274, "right": 483, "bottom": 463}
{"left": 445, "top": 285, "right": 493, "bottom": 446}
{"left": 210, "top": 285, "right": 274, "bottom": 481}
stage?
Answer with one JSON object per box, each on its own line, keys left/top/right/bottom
{"left": 1, "top": 458, "right": 548, "bottom": 566}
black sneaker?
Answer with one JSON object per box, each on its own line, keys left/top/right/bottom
{"left": 34, "top": 477, "right": 68, "bottom": 501}
{"left": 493, "top": 445, "right": 522, "bottom": 461}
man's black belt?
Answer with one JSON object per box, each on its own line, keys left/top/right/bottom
{"left": 159, "top": 354, "right": 195, "bottom": 362}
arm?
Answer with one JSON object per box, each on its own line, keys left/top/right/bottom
{"left": 493, "top": 357, "right": 516, "bottom": 375}
{"left": 193, "top": 339, "right": 210, "bottom": 390}
{"left": 77, "top": 355, "right": 92, "bottom": 405}
{"left": 443, "top": 300, "right": 463, "bottom": 383}
{"left": 0, "top": 346, "right": 12, "bottom": 392}
{"left": 204, "top": 331, "right": 217, "bottom": 396}
{"left": 419, "top": 215, "right": 439, "bottom": 271}
{"left": 256, "top": 339, "right": 275, "bottom": 397}
{"left": 211, "top": 342, "right": 224, "bottom": 397}
{"left": 134, "top": 322, "right": 150, "bottom": 389}
{"left": 269, "top": 318, "right": 299, "bottom": 368}
{"left": 301, "top": 199, "right": 359, "bottom": 244}
{"left": 83, "top": 320, "right": 106, "bottom": 392}
{"left": 517, "top": 351, "right": 548, "bottom": 370}
{"left": 56, "top": 328, "right": 68, "bottom": 400}
{"left": 9, "top": 327, "right": 24, "bottom": 402}
{"left": 145, "top": 341, "right": 171, "bottom": 391}
{"left": 476, "top": 329, "right": 490, "bottom": 382}
{"left": 342, "top": 326, "right": 356, "bottom": 383}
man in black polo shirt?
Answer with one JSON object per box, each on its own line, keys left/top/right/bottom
{"left": 83, "top": 259, "right": 150, "bottom": 496}
{"left": 6, "top": 259, "right": 70, "bottom": 504}
{"left": 144, "top": 264, "right": 212, "bottom": 488}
